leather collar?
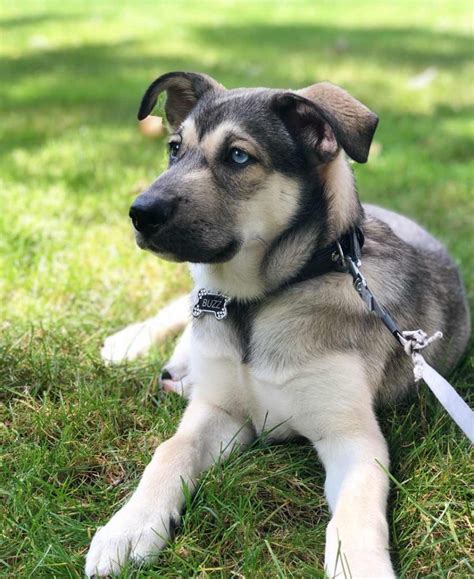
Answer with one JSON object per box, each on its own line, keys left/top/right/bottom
{"left": 281, "top": 226, "right": 365, "bottom": 289}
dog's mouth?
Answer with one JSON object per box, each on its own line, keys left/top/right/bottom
{"left": 135, "top": 232, "right": 241, "bottom": 264}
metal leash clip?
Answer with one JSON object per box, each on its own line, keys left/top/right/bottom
{"left": 346, "top": 255, "right": 374, "bottom": 310}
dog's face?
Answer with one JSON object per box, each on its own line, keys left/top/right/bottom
{"left": 130, "top": 72, "right": 378, "bottom": 263}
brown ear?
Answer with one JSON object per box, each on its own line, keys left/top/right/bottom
{"left": 137, "top": 72, "right": 224, "bottom": 129}
{"left": 297, "top": 82, "right": 378, "bottom": 163}
{"left": 272, "top": 93, "right": 340, "bottom": 163}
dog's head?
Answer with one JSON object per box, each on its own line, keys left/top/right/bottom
{"left": 130, "top": 72, "right": 378, "bottom": 263}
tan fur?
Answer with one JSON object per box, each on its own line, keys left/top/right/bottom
{"left": 179, "top": 118, "right": 199, "bottom": 147}
{"left": 320, "top": 151, "right": 360, "bottom": 236}
{"left": 263, "top": 227, "right": 316, "bottom": 288}
{"left": 200, "top": 120, "right": 242, "bottom": 158}
{"left": 190, "top": 172, "right": 300, "bottom": 300}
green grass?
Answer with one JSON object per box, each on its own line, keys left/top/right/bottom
{"left": 1, "top": 0, "right": 473, "bottom": 576}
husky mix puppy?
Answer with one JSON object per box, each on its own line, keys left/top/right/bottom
{"left": 86, "top": 72, "right": 470, "bottom": 577}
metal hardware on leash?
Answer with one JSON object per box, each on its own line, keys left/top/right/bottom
{"left": 346, "top": 256, "right": 403, "bottom": 341}
{"left": 401, "top": 329, "right": 443, "bottom": 353}
{"left": 334, "top": 240, "right": 348, "bottom": 266}
{"left": 346, "top": 253, "right": 445, "bottom": 374}
{"left": 342, "top": 253, "right": 473, "bottom": 443}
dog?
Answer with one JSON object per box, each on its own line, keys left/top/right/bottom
{"left": 85, "top": 72, "right": 470, "bottom": 577}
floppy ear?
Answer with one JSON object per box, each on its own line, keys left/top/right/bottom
{"left": 272, "top": 93, "right": 340, "bottom": 163}
{"left": 298, "top": 82, "right": 378, "bottom": 163}
{"left": 272, "top": 82, "right": 378, "bottom": 163}
{"left": 137, "top": 71, "right": 224, "bottom": 129}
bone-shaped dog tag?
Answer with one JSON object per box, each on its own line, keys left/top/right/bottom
{"left": 192, "top": 289, "right": 231, "bottom": 320}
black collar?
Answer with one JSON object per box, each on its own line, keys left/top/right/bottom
{"left": 191, "top": 226, "right": 364, "bottom": 319}
{"left": 227, "top": 226, "right": 365, "bottom": 307}
{"left": 282, "top": 226, "right": 365, "bottom": 289}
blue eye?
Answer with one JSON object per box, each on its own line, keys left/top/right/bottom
{"left": 230, "top": 148, "right": 250, "bottom": 165}
{"left": 169, "top": 142, "right": 181, "bottom": 159}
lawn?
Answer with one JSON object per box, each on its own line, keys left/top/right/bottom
{"left": 1, "top": 0, "right": 473, "bottom": 577}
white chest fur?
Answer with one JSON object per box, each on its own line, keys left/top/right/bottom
{"left": 190, "top": 312, "right": 304, "bottom": 440}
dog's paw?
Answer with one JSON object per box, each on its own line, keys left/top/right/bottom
{"left": 159, "top": 351, "right": 193, "bottom": 398}
{"left": 85, "top": 504, "right": 178, "bottom": 577}
{"left": 160, "top": 369, "right": 194, "bottom": 399}
{"left": 325, "top": 515, "right": 394, "bottom": 578}
{"left": 159, "top": 328, "right": 193, "bottom": 398}
{"left": 101, "top": 322, "right": 156, "bottom": 364}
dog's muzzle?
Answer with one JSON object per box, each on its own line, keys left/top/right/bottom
{"left": 129, "top": 190, "right": 241, "bottom": 264}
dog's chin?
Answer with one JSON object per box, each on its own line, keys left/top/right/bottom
{"left": 135, "top": 233, "right": 241, "bottom": 264}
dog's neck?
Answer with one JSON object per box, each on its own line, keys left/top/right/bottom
{"left": 190, "top": 241, "right": 268, "bottom": 299}
{"left": 190, "top": 152, "right": 363, "bottom": 300}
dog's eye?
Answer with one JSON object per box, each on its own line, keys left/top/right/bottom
{"left": 230, "top": 148, "right": 250, "bottom": 165}
{"left": 169, "top": 142, "right": 181, "bottom": 159}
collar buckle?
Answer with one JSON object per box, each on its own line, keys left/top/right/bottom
{"left": 332, "top": 240, "right": 347, "bottom": 270}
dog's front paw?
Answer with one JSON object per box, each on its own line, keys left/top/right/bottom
{"left": 159, "top": 327, "right": 193, "bottom": 398}
{"left": 85, "top": 504, "right": 178, "bottom": 576}
{"left": 160, "top": 370, "right": 194, "bottom": 399}
{"left": 101, "top": 322, "right": 155, "bottom": 364}
{"left": 159, "top": 350, "right": 193, "bottom": 398}
{"left": 325, "top": 515, "right": 394, "bottom": 578}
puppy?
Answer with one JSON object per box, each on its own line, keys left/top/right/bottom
{"left": 86, "top": 72, "right": 470, "bottom": 577}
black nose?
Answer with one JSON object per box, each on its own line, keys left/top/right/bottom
{"left": 129, "top": 195, "right": 177, "bottom": 235}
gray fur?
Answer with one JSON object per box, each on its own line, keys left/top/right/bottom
{"left": 241, "top": 205, "right": 470, "bottom": 402}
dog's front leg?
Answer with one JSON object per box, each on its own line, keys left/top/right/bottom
{"left": 317, "top": 426, "right": 394, "bottom": 578}
{"left": 295, "top": 355, "right": 395, "bottom": 578}
{"left": 85, "top": 398, "right": 253, "bottom": 577}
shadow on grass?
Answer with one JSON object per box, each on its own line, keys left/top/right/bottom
{"left": 1, "top": 18, "right": 472, "bottom": 132}
{"left": 0, "top": 12, "right": 86, "bottom": 29}
{"left": 2, "top": 19, "right": 471, "bottom": 90}
{"left": 192, "top": 22, "right": 473, "bottom": 70}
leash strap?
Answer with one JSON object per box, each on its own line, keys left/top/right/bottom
{"left": 413, "top": 354, "right": 474, "bottom": 443}
{"left": 341, "top": 246, "right": 473, "bottom": 443}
